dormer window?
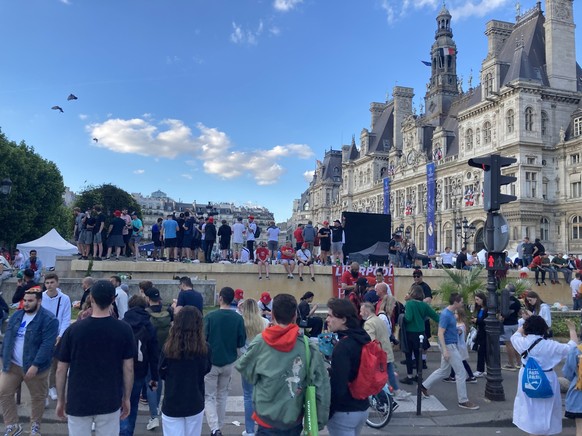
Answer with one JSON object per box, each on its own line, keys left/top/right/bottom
{"left": 574, "top": 117, "right": 582, "bottom": 137}
{"left": 484, "top": 73, "right": 493, "bottom": 96}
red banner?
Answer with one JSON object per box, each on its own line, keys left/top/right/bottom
{"left": 332, "top": 265, "right": 395, "bottom": 299}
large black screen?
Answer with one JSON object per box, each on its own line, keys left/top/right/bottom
{"left": 341, "top": 211, "right": 391, "bottom": 255}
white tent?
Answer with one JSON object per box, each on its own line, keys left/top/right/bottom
{"left": 17, "top": 228, "right": 78, "bottom": 268}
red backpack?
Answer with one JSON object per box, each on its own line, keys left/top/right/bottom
{"left": 348, "top": 339, "right": 388, "bottom": 399}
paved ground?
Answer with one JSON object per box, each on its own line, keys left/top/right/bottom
{"left": 6, "top": 346, "right": 578, "bottom": 435}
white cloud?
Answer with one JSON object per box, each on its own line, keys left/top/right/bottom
{"left": 87, "top": 118, "right": 314, "bottom": 186}
{"left": 133, "top": 169, "right": 145, "bottom": 174}
{"left": 230, "top": 21, "right": 264, "bottom": 45}
{"left": 166, "top": 55, "right": 181, "bottom": 65}
{"left": 181, "top": 174, "right": 193, "bottom": 180}
{"left": 379, "top": 0, "right": 511, "bottom": 23}
{"left": 274, "top": 0, "right": 302, "bottom": 12}
{"left": 78, "top": 114, "right": 88, "bottom": 120}
{"left": 303, "top": 170, "right": 315, "bottom": 183}
{"left": 60, "top": 0, "right": 71, "bottom": 4}
{"left": 269, "top": 26, "right": 281, "bottom": 36}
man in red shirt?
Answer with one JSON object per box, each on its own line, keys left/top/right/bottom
{"left": 293, "top": 224, "right": 304, "bottom": 251}
{"left": 280, "top": 241, "right": 296, "bottom": 279}
{"left": 341, "top": 262, "right": 361, "bottom": 296}
{"left": 255, "top": 241, "right": 270, "bottom": 280}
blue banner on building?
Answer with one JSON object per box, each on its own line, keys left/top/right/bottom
{"left": 383, "top": 177, "right": 390, "bottom": 214}
{"left": 426, "top": 163, "right": 436, "bottom": 256}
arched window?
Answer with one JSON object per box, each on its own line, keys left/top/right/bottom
{"left": 507, "top": 109, "right": 515, "bottom": 133}
{"left": 475, "top": 128, "right": 481, "bottom": 146}
{"left": 484, "top": 73, "right": 493, "bottom": 96}
{"left": 525, "top": 107, "right": 534, "bottom": 131}
{"left": 540, "top": 217, "right": 549, "bottom": 240}
{"left": 465, "top": 128, "right": 474, "bottom": 150}
{"left": 359, "top": 171, "right": 363, "bottom": 187}
{"left": 303, "top": 201, "right": 310, "bottom": 211}
{"left": 380, "top": 167, "right": 387, "bottom": 177}
{"left": 483, "top": 121, "right": 492, "bottom": 144}
{"left": 541, "top": 111, "right": 549, "bottom": 136}
{"left": 572, "top": 215, "right": 582, "bottom": 240}
{"left": 333, "top": 167, "right": 339, "bottom": 174}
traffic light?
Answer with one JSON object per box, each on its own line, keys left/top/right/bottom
{"left": 468, "top": 154, "right": 517, "bottom": 211}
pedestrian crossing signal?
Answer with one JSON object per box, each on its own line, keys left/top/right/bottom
{"left": 486, "top": 252, "right": 506, "bottom": 271}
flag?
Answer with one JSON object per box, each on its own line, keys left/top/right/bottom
{"left": 440, "top": 47, "right": 455, "bottom": 57}
{"left": 421, "top": 60, "right": 431, "bottom": 66}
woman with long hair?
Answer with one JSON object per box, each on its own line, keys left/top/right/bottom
{"left": 159, "top": 307, "right": 211, "bottom": 436}
{"left": 471, "top": 292, "right": 488, "bottom": 377}
{"left": 238, "top": 298, "right": 269, "bottom": 436}
{"left": 522, "top": 290, "right": 552, "bottom": 330}
{"left": 297, "top": 292, "right": 323, "bottom": 337}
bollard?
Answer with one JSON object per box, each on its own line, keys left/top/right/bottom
{"left": 416, "top": 334, "right": 424, "bottom": 415}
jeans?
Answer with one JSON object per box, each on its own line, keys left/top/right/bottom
{"left": 119, "top": 377, "right": 145, "bottom": 436}
{"left": 387, "top": 362, "right": 399, "bottom": 391}
{"left": 68, "top": 410, "right": 120, "bottom": 436}
{"left": 327, "top": 410, "right": 368, "bottom": 436}
{"left": 573, "top": 298, "right": 582, "bottom": 311}
{"left": 405, "top": 332, "right": 422, "bottom": 376}
{"left": 247, "top": 240, "right": 255, "bottom": 260}
{"left": 205, "top": 241, "right": 215, "bottom": 263}
{"left": 204, "top": 363, "right": 234, "bottom": 432}
{"left": 162, "top": 411, "right": 204, "bottom": 436}
{"left": 423, "top": 344, "right": 468, "bottom": 403}
{"left": 534, "top": 268, "right": 546, "bottom": 283}
{"left": 556, "top": 267, "right": 572, "bottom": 283}
{"left": 523, "top": 255, "right": 533, "bottom": 268}
{"left": 242, "top": 377, "right": 255, "bottom": 434}
{"left": 0, "top": 365, "right": 49, "bottom": 425}
{"left": 257, "top": 423, "right": 302, "bottom": 436}
{"left": 145, "top": 370, "right": 162, "bottom": 418}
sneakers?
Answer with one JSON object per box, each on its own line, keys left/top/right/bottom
{"left": 287, "top": 274, "right": 294, "bottom": 279}
{"left": 146, "top": 417, "right": 159, "bottom": 431}
{"left": 48, "top": 387, "right": 58, "bottom": 400}
{"left": 458, "top": 401, "right": 479, "bottom": 410}
{"left": 30, "top": 422, "right": 40, "bottom": 436}
{"left": 393, "top": 389, "right": 411, "bottom": 400}
{"left": 242, "top": 432, "right": 255, "bottom": 436}
{"left": 399, "top": 376, "right": 415, "bottom": 385}
{"left": 442, "top": 377, "right": 456, "bottom": 383}
{"left": 420, "top": 385, "right": 430, "bottom": 398}
{"left": 422, "top": 361, "right": 428, "bottom": 370}
{"left": 502, "top": 364, "right": 518, "bottom": 371}
{"left": 466, "top": 377, "right": 478, "bottom": 384}
{"left": 299, "top": 276, "right": 304, "bottom": 281}
{"left": 4, "top": 424, "right": 22, "bottom": 436}
{"left": 211, "top": 431, "right": 223, "bottom": 436}
{"left": 311, "top": 277, "right": 315, "bottom": 282}
{"left": 473, "top": 371, "right": 486, "bottom": 378}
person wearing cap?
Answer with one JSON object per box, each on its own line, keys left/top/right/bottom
{"left": 204, "top": 217, "right": 217, "bottom": 263}
{"left": 56, "top": 280, "right": 136, "bottom": 435}
{"left": 318, "top": 221, "right": 332, "bottom": 265}
{"left": 12, "top": 268, "right": 37, "bottom": 307}
{"left": 255, "top": 241, "right": 271, "bottom": 280}
{"left": 280, "top": 241, "right": 296, "bottom": 279}
{"left": 330, "top": 218, "right": 345, "bottom": 265}
{"left": 258, "top": 292, "right": 272, "bottom": 321}
{"left": 130, "top": 212, "right": 143, "bottom": 262}
{"left": 231, "top": 289, "right": 244, "bottom": 310}
{"left": 0, "top": 286, "right": 58, "bottom": 436}
{"left": 105, "top": 210, "right": 127, "bottom": 261}
{"left": 161, "top": 214, "right": 179, "bottom": 263}
{"left": 296, "top": 243, "right": 315, "bottom": 282}
{"left": 245, "top": 216, "right": 257, "bottom": 262}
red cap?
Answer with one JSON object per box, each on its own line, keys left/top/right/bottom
{"left": 323, "top": 220, "right": 329, "bottom": 225}
{"left": 260, "top": 292, "right": 271, "bottom": 304}
{"left": 114, "top": 210, "right": 121, "bottom": 217}
{"left": 248, "top": 215, "right": 254, "bottom": 220}
{"left": 234, "top": 289, "right": 244, "bottom": 300}
{"left": 208, "top": 217, "right": 214, "bottom": 223}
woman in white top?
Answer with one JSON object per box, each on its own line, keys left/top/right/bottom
{"left": 521, "top": 290, "right": 552, "bottom": 331}
{"left": 511, "top": 315, "right": 578, "bottom": 435}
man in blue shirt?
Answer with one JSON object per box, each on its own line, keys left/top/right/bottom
{"left": 161, "top": 215, "right": 179, "bottom": 262}
{"left": 421, "top": 293, "right": 479, "bottom": 410}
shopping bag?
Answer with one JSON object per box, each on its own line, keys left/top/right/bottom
{"left": 303, "top": 335, "right": 318, "bottom": 436}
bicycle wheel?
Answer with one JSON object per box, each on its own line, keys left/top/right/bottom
{"left": 366, "top": 390, "right": 394, "bottom": 429}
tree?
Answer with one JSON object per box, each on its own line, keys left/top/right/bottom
{"left": 437, "top": 266, "right": 485, "bottom": 306}
{"left": 74, "top": 184, "right": 142, "bottom": 218}
{"left": 0, "top": 131, "right": 68, "bottom": 247}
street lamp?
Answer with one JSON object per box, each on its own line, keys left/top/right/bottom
{"left": 0, "top": 178, "right": 12, "bottom": 196}
{"left": 456, "top": 217, "right": 475, "bottom": 246}
{"left": 206, "top": 202, "right": 218, "bottom": 217}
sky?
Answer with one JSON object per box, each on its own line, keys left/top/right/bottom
{"left": 2, "top": 0, "right": 582, "bottom": 222}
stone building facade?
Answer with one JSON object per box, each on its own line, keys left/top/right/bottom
{"left": 292, "top": 0, "right": 582, "bottom": 255}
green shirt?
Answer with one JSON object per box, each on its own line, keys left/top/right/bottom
{"left": 204, "top": 309, "right": 246, "bottom": 366}
{"left": 404, "top": 299, "right": 440, "bottom": 333}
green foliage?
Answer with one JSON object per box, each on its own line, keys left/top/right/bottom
{"left": 437, "top": 266, "right": 486, "bottom": 305}
{"left": 549, "top": 313, "right": 580, "bottom": 338}
{"left": 74, "top": 184, "right": 141, "bottom": 217}
{"left": 0, "top": 131, "right": 67, "bottom": 247}
{"left": 498, "top": 277, "right": 534, "bottom": 298}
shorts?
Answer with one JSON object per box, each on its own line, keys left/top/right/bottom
{"left": 565, "top": 410, "right": 582, "bottom": 419}
{"left": 320, "top": 242, "right": 331, "bottom": 252}
{"left": 281, "top": 259, "right": 295, "bottom": 265}
{"left": 131, "top": 235, "right": 142, "bottom": 245}
{"left": 267, "top": 241, "right": 278, "bottom": 252}
{"left": 183, "top": 234, "right": 193, "bottom": 248}
{"left": 219, "top": 240, "right": 230, "bottom": 250}
{"left": 74, "top": 230, "right": 80, "bottom": 241}
{"left": 93, "top": 232, "right": 103, "bottom": 244}
{"left": 153, "top": 236, "right": 163, "bottom": 247}
{"left": 192, "top": 238, "right": 201, "bottom": 249}
{"left": 123, "top": 234, "right": 131, "bottom": 244}
{"left": 233, "top": 243, "right": 243, "bottom": 252}
{"left": 176, "top": 237, "right": 184, "bottom": 248}
{"left": 165, "top": 238, "right": 177, "bottom": 248}
{"left": 500, "top": 324, "right": 518, "bottom": 342}
{"left": 107, "top": 235, "right": 125, "bottom": 248}
{"left": 298, "top": 260, "right": 313, "bottom": 266}
{"left": 331, "top": 241, "right": 343, "bottom": 253}
{"left": 82, "top": 231, "right": 93, "bottom": 245}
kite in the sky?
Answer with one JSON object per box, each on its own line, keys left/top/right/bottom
{"left": 51, "top": 106, "right": 63, "bottom": 113}
{"left": 67, "top": 94, "right": 78, "bottom": 101}
{"left": 93, "top": 138, "right": 98, "bottom": 143}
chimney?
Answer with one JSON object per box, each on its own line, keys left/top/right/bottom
{"left": 484, "top": 20, "right": 513, "bottom": 59}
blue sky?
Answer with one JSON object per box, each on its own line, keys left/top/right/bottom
{"left": 1, "top": 0, "right": 582, "bottom": 221}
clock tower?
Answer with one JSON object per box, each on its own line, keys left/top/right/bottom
{"left": 424, "top": 5, "right": 459, "bottom": 125}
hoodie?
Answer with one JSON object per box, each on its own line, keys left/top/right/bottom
{"left": 123, "top": 306, "right": 159, "bottom": 380}
{"left": 330, "top": 327, "right": 371, "bottom": 415}
{"left": 236, "top": 323, "right": 330, "bottom": 431}
{"left": 302, "top": 224, "right": 317, "bottom": 242}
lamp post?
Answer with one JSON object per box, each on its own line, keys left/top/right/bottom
{"left": 0, "top": 178, "right": 12, "bottom": 196}
{"left": 456, "top": 217, "right": 475, "bottom": 247}
{"left": 205, "top": 202, "right": 218, "bottom": 217}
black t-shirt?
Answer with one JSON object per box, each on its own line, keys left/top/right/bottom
{"left": 218, "top": 225, "right": 232, "bottom": 242}
{"left": 109, "top": 217, "right": 126, "bottom": 236}
{"left": 93, "top": 213, "right": 106, "bottom": 234}
{"left": 176, "top": 289, "right": 204, "bottom": 313}
{"left": 176, "top": 218, "right": 185, "bottom": 240}
{"left": 84, "top": 216, "right": 96, "bottom": 232}
{"left": 503, "top": 296, "right": 521, "bottom": 326}
{"left": 330, "top": 225, "right": 344, "bottom": 243}
{"left": 456, "top": 252, "right": 468, "bottom": 269}
{"left": 298, "top": 300, "right": 311, "bottom": 320}
{"left": 318, "top": 228, "right": 332, "bottom": 249}
{"left": 418, "top": 281, "right": 433, "bottom": 299}
{"left": 59, "top": 316, "right": 135, "bottom": 416}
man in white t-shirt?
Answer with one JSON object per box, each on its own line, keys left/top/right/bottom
{"left": 296, "top": 243, "right": 315, "bottom": 282}
{"left": 246, "top": 216, "right": 257, "bottom": 261}
{"left": 232, "top": 217, "right": 245, "bottom": 263}
{"left": 109, "top": 275, "right": 128, "bottom": 319}
{"left": 570, "top": 272, "right": 582, "bottom": 310}
{"left": 439, "top": 247, "right": 455, "bottom": 268}
{"left": 0, "top": 255, "right": 12, "bottom": 287}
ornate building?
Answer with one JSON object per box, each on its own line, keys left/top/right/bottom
{"left": 292, "top": 0, "right": 582, "bottom": 255}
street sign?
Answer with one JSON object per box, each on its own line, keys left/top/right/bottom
{"left": 483, "top": 213, "right": 510, "bottom": 252}
{"left": 486, "top": 252, "right": 506, "bottom": 271}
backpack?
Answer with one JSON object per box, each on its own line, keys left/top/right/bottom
{"left": 254, "top": 225, "right": 261, "bottom": 238}
{"left": 348, "top": 339, "right": 388, "bottom": 399}
{"left": 133, "top": 324, "right": 150, "bottom": 376}
{"left": 520, "top": 338, "right": 553, "bottom": 399}
{"left": 146, "top": 307, "right": 171, "bottom": 349}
